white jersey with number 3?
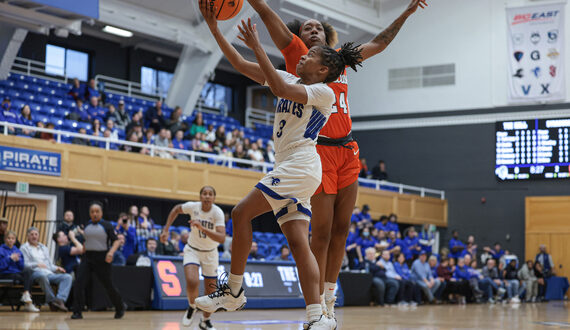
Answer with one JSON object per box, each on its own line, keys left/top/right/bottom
{"left": 181, "top": 201, "right": 225, "bottom": 251}
{"left": 265, "top": 70, "right": 335, "bottom": 154}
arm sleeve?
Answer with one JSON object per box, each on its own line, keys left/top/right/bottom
{"left": 304, "top": 84, "right": 335, "bottom": 109}
{"left": 181, "top": 202, "right": 197, "bottom": 215}
{"left": 0, "top": 250, "right": 9, "bottom": 271}
{"left": 262, "top": 70, "right": 295, "bottom": 87}
{"left": 20, "top": 245, "right": 38, "bottom": 270}
{"left": 105, "top": 222, "right": 118, "bottom": 243}
{"left": 214, "top": 207, "right": 225, "bottom": 228}
{"left": 280, "top": 35, "right": 309, "bottom": 75}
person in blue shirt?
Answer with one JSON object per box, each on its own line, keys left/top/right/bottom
{"left": 411, "top": 251, "right": 442, "bottom": 303}
{"left": 350, "top": 206, "right": 361, "bottom": 223}
{"left": 272, "top": 245, "right": 294, "bottom": 262}
{"left": 356, "top": 227, "right": 378, "bottom": 257}
{"left": 418, "top": 224, "right": 436, "bottom": 255}
{"left": 225, "top": 215, "right": 233, "bottom": 237}
{"left": 0, "top": 230, "right": 39, "bottom": 312}
{"left": 358, "top": 205, "right": 372, "bottom": 223}
{"left": 87, "top": 97, "right": 106, "bottom": 122}
{"left": 53, "top": 230, "right": 83, "bottom": 275}
{"left": 112, "top": 234, "right": 127, "bottom": 266}
{"left": 18, "top": 105, "right": 34, "bottom": 136}
{"left": 346, "top": 223, "right": 360, "bottom": 269}
{"left": 378, "top": 250, "right": 400, "bottom": 304}
{"left": 360, "top": 247, "right": 387, "bottom": 306}
{"left": 387, "top": 214, "right": 399, "bottom": 233}
{"left": 483, "top": 242, "right": 505, "bottom": 261}
{"left": 535, "top": 244, "right": 554, "bottom": 277}
{"left": 1, "top": 102, "right": 21, "bottom": 135}
{"left": 394, "top": 253, "right": 421, "bottom": 305}
{"left": 1, "top": 97, "right": 11, "bottom": 111}
{"left": 374, "top": 215, "right": 390, "bottom": 232}
{"left": 448, "top": 230, "right": 466, "bottom": 259}
{"left": 84, "top": 78, "right": 100, "bottom": 101}
{"left": 115, "top": 213, "right": 136, "bottom": 260}
{"left": 68, "top": 78, "right": 83, "bottom": 101}
{"left": 386, "top": 230, "right": 405, "bottom": 256}
{"left": 403, "top": 227, "right": 422, "bottom": 260}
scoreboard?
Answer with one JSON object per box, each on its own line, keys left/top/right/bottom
{"left": 495, "top": 118, "right": 570, "bottom": 180}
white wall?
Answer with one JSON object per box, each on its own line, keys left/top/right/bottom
{"left": 348, "top": 0, "right": 570, "bottom": 117}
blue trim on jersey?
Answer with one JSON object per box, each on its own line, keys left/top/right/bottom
{"left": 304, "top": 109, "right": 327, "bottom": 140}
{"left": 183, "top": 262, "right": 201, "bottom": 267}
{"left": 255, "top": 182, "right": 298, "bottom": 204}
{"left": 297, "top": 204, "right": 312, "bottom": 218}
{"left": 275, "top": 207, "right": 289, "bottom": 220}
{"left": 202, "top": 275, "right": 218, "bottom": 279}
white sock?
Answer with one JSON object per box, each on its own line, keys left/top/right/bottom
{"left": 324, "top": 282, "right": 336, "bottom": 301}
{"left": 306, "top": 304, "right": 322, "bottom": 322}
{"left": 189, "top": 302, "right": 196, "bottom": 309}
{"left": 202, "top": 315, "right": 210, "bottom": 321}
{"left": 228, "top": 273, "right": 243, "bottom": 296}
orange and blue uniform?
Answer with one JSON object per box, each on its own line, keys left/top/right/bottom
{"left": 281, "top": 35, "right": 361, "bottom": 194}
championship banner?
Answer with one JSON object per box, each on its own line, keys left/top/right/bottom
{"left": 506, "top": 4, "right": 565, "bottom": 103}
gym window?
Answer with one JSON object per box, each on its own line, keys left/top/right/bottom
{"left": 45, "top": 44, "right": 89, "bottom": 81}
{"left": 141, "top": 66, "right": 173, "bottom": 97}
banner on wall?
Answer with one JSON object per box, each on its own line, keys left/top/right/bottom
{"left": 0, "top": 146, "right": 61, "bottom": 176}
{"left": 506, "top": 3, "right": 566, "bottom": 103}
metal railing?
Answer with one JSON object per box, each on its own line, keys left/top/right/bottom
{"left": 94, "top": 74, "right": 162, "bottom": 103}
{"left": 246, "top": 107, "right": 275, "bottom": 128}
{"left": 11, "top": 57, "right": 71, "bottom": 84}
{"left": 2, "top": 121, "right": 446, "bottom": 198}
{"left": 357, "top": 177, "right": 445, "bottom": 200}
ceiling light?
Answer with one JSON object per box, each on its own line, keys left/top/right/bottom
{"left": 102, "top": 25, "right": 133, "bottom": 37}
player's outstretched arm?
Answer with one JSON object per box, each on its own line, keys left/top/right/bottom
{"left": 247, "top": 0, "right": 293, "bottom": 50}
{"left": 199, "top": 0, "right": 265, "bottom": 84}
{"left": 161, "top": 204, "right": 183, "bottom": 241}
{"left": 238, "top": 19, "right": 308, "bottom": 104}
{"left": 358, "top": 0, "right": 427, "bottom": 61}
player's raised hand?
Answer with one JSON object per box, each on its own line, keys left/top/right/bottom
{"left": 237, "top": 18, "right": 260, "bottom": 50}
{"left": 199, "top": 0, "right": 217, "bottom": 29}
{"left": 405, "top": 0, "right": 428, "bottom": 16}
{"left": 189, "top": 219, "right": 204, "bottom": 231}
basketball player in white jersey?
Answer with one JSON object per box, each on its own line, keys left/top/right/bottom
{"left": 195, "top": 3, "right": 362, "bottom": 328}
{"left": 161, "top": 186, "right": 225, "bottom": 329}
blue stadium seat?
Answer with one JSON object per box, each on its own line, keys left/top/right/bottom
{"left": 35, "top": 114, "right": 49, "bottom": 123}
{"left": 257, "top": 243, "right": 268, "bottom": 257}
{"left": 63, "top": 119, "right": 79, "bottom": 131}
{"left": 77, "top": 122, "right": 92, "bottom": 131}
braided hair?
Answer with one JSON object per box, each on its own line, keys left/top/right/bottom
{"left": 320, "top": 42, "right": 363, "bottom": 84}
{"left": 286, "top": 19, "right": 339, "bottom": 48}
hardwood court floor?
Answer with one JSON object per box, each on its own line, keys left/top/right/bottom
{"left": 0, "top": 302, "right": 569, "bottom": 330}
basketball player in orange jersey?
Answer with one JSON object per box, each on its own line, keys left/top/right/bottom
{"left": 246, "top": 0, "right": 427, "bottom": 322}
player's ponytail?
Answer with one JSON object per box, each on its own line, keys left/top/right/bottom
{"left": 320, "top": 42, "right": 363, "bottom": 84}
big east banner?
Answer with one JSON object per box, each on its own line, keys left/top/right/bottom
{"left": 507, "top": 4, "right": 565, "bottom": 103}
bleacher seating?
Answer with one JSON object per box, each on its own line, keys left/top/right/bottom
{"left": 1, "top": 72, "right": 274, "bottom": 151}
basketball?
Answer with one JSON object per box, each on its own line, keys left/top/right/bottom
{"left": 209, "top": 0, "right": 243, "bottom": 20}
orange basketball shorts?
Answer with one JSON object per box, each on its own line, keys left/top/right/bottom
{"left": 314, "top": 141, "right": 361, "bottom": 195}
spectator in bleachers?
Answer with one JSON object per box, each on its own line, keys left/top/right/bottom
{"left": 126, "top": 111, "right": 144, "bottom": 135}
{"left": 378, "top": 250, "right": 400, "bottom": 305}
{"left": 264, "top": 143, "right": 275, "bottom": 163}
{"left": 0, "top": 230, "right": 39, "bottom": 312}
{"left": 248, "top": 241, "right": 264, "bottom": 260}
{"left": 53, "top": 230, "right": 82, "bottom": 275}
{"left": 68, "top": 99, "right": 89, "bottom": 122}
{"left": 534, "top": 262, "right": 546, "bottom": 300}
{"left": 437, "top": 257, "right": 471, "bottom": 304}
{"left": 503, "top": 259, "right": 521, "bottom": 303}
{"left": 404, "top": 227, "right": 422, "bottom": 261}
{"left": 172, "top": 130, "right": 190, "bottom": 160}
{"left": 272, "top": 245, "right": 293, "bottom": 262}
{"left": 359, "top": 158, "right": 368, "bottom": 178}
{"left": 112, "top": 234, "right": 127, "bottom": 266}
{"left": 0, "top": 217, "right": 20, "bottom": 248}
{"left": 104, "top": 119, "right": 119, "bottom": 141}
{"left": 68, "top": 78, "right": 82, "bottom": 101}
{"left": 154, "top": 128, "right": 174, "bottom": 159}
{"left": 374, "top": 215, "right": 389, "bottom": 232}
{"left": 135, "top": 238, "right": 157, "bottom": 267}
{"left": 112, "top": 100, "right": 131, "bottom": 130}
{"left": 55, "top": 210, "right": 84, "bottom": 240}
{"left": 233, "top": 143, "right": 248, "bottom": 167}
{"left": 145, "top": 101, "right": 166, "bottom": 132}
{"left": 84, "top": 78, "right": 100, "bottom": 101}
{"left": 205, "top": 124, "right": 216, "bottom": 142}
{"left": 165, "top": 106, "right": 187, "bottom": 135}
{"left": 483, "top": 242, "right": 505, "bottom": 262}
{"left": 465, "top": 235, "right": 477, "bottom": 259}
{"left": 189, "top": 112, "right": 207, "bottom": 137}
{"left": 248, "top": 142, "right": 265, "bottom": 164}
{"left": 448, "top": 230, "right": 466, "bottom": 260}
{"left": 361, "top": 247, "right": 387, "bottom": 306}
{"left": 535, "top": 244, "right": 554, "bottom": 277}
{"left": 39, "top": 122, "right": 55, "bottom": 142}
{"left": 419, "top": 224, "right": 436, "bottom": 255}
{"left": 481, "top": 258, "right": 506, "bottom": 302}
{"left": 115, "top": 212, "right": 136, "bottom": 260}
{"left": 137, "top": 206, "right": 156, "bottom": 238}
{"left": 87, "top": 96, "right": 106, "bottom": 121}
{"left": 91, "top": 118, "right": 102, "bottom": 137}
{"left": 221, "top": 243, "right": 232, "bottom": 259}
{"left": 72, "top": 128, "right": 90, "bottom": 146}
{"left": 358, "top": 204, "right": 372, "bottom": 222}
{"left": 1, "top": 97, "right": 11, "bottom": 111}
{"left": 19, "top": 105, "right": 34, "bottom": 136}
{"left": 346, "top": 223, "right": 361, "bottom": 269}
{"left": 411, "top": 251, "right": 442, "bottom": 303}
{"left": 394, "top": 253, "right": 420, "bottom": 306}
{"left": 386, "top": 231, "right": 404, "bottom": 256}
{"left": 518, "top": 260, "right": 538, "bottom": 302}
{"left": 243, "top": 137, "right": 252, "bottom": 151}
{"left": 20, "top": 227, "right": 72, "bottom": 312}
{"left": 122, "top": 131, "right": 143, "bottom": 153}
{"left": 356, "top": 227, "right": 377, "bottom": 258}
{"left": 387, "top": 214, "right": 399, "bottom": 233}
{"left": 454, "top": 257, "right": 484, "bottom": 301}
{"left": 371, "top": 160, "right": 388, "bottom": 181}
{"left": 157, "top": 232, "right": 177, "bottom": 256}
{"left": 179, "top": 230, "right": 189, "bottom": 254}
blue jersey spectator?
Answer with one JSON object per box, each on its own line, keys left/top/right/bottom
{"left": 535, "top": 244, "right": 554, "bottom": 276}
{"left": 87, "top": 97, "right": 106, "bottom": 121}
{"left": 53, "top": 230, "right": 82, "bottom": 274}
{"left": 68, "top": 78, "right": 82, "bottom": 100}
{"left": 449, "top": 230, "right": 466, "bottom": 259}
{"left": 84, "top": 79, "right": 100, "bottom": 100}
{"left": 1, "top": 97, "right": 11, "bottom": 111}
{"left": 350, "top": 207, "right": 361, "bottom": 223}
{"left": 386, "top": 214, "right": 399, "bottom": 233}
{"left": 116, "top": 218, "right": 137, "bottom": 259}
{"left": 358, "top": 204, "right": 371, "bottom": 222}
{"left": 403, "top": 228, "right": 421, "bottom": 260}
{"left": 418, "top": 224, "right": 436, "bottom": 254}
{"left": 145, "top": 101, "right": 166, "bottom": 131}
{"left": 483, "top": 242, "right": 505, "bottom": 261}
{"left": 411, "top": 251, "right": 442, "bottom": 303}
{"left": 374, "top": 216, "right": 390, "bottom": 232}
{"left": 356, "top": 227, "right": 378, "bottom": 256}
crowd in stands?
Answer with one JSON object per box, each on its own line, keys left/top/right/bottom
{"left": 359, "top": 159, "right": 388, "bottom": 181}
{"left": 0, "top": 74, "right": 275, "bottom": 168}
{"left": 345, "top": 206, "right": 557, "bottom": 306}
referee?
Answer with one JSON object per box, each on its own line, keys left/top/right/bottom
{"left": 71, "top": 201, "right": 125, "bottom": 319}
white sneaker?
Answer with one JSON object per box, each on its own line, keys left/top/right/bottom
{"left": 304, "top": 315, "right": 336, "bottom": 330}
{"left": 181, "top": 306, "right": 196, "bottom": 327}
{"left": 496, "top": 287, "right": 506, "bottom": 300}
{"left": 21, "top": 292, "right": 32, "bottom": 304}
{"left": 198, "top": 318, "right": 217, "bottom": 330}
{"left": 23, "top": 303, "right": 40, "bottom": 313}
{"left": 195, "top": 284, "right": 247, "bottom": 313}
{"left": 325, "top": 296, "right": 336, "bottom": 318}
{"left": 511, "top": 297, "right": 521, "bottom": 304}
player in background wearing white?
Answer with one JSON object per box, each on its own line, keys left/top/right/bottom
{"left": 161, "top": 186, "right": 225, "bottom": 330}
{"left": 195, "top": 2, "right": 362, "bottom": 329}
